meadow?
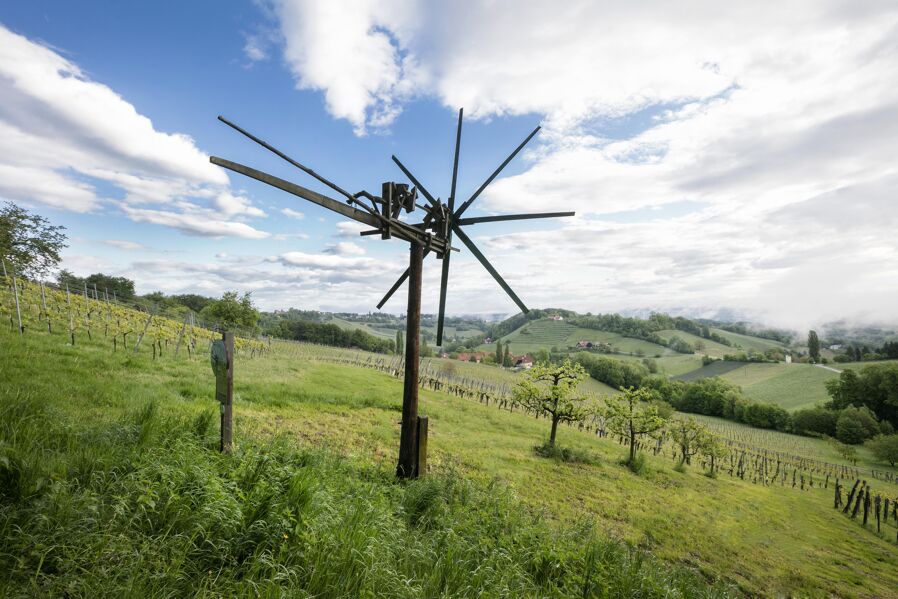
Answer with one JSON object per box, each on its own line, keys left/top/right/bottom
{"left": 3, "top": 321, "right": 898, "bottom": 597}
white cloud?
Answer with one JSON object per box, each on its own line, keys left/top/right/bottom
{"left": 335, "top": 220, "right": 369, "bottom": 237}
{"left": 260, "top": 1, "right": 898, "bottom": 326}
{"left": 281, "top": 207, "right": 305, "bottom": 219}
{"left": 324, "top": 241, "right": 366, "bottom": 256}
{"left": 102, "top": 240, "right": 146, "bottom": 251}
{"left": 0, "top": 24, "right": 267, "bottom": 236}
{"left": 121, "top": 206, "right": 270, "bottom": 239}
{"left": 272, "top": 0, "right": 422, "bottom": 134}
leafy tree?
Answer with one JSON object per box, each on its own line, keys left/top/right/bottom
{"left": 0, "top": 202, "right": 67, "bottom": 278}
{"left": 170, "top": 293, "right": 212, "bottom": 312}
{"left": 396, "top": 330, "right": 404, "bottom": 355}
{"left": 865, "top": 434, "right": 898, "bottom": 467}
{"left": 421, "top": 336, "right": 433, "bottom": 358}
{"left": 791, "top": 407, "right": 838, "bottom": 437}
{"left": 604, "top": 387, "right": 668, "bottom": 467}
{"left": 698, "top": 432, "right": 729, "bottom": 477}
{"left": 495, "top": 340, "right": 502, "bottom": 364}
{"left": 670, "top": 417, "right": 707, "bottom": 466}
{"left": 808, "top": 330, "right": 820, "bottom": 362}
{"left": 512, "top": 360, "right": 591, "bottom": 447}
{"left": 200, "top": 291, "right": 260, "bottom": 330}
{"left": 835, "top": 406, "right": 880, "bottom": 444}
{"left": 826, "top": 364, "right": 898, "bottom": 428}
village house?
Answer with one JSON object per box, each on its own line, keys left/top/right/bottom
{"left": 513, "top": 354, "right": 535, "bottom": 369}
{"left": 456, "top": 352, "right": 487, "bottom": 363}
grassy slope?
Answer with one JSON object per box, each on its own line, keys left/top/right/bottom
{"left": 476, "top": 319, "right": 675, "bottom": 357}
{"left": 0, "top": 332, "right": 718, "bottom": 598}
{"left": 683, "top": 414, "right": 893, "bottom": 472}
{"left": 655, "top": 329, "right": 734, "bottom": 358}
{"left": 710, "top": 328, "right": 788, "bottom": 353}
{"left": 611, "top": 353, "right": 705, "bottom": 377}
{"left": 739, "top": 366, "right": 838, "bottom": 410}
{"left": 3, "top": 329, "right": 898, "bottom": 597}
{"left": 675, "top": 362, "right": 839, "bottom": 411}
{"left": 422, "top": 356, "right": 618, "bottom": 396}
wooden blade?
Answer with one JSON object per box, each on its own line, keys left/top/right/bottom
{"left": 448, "top": 108, "right": 463, "bottom": 213}
{"left": 437, "top": 108, "right": 463, "bottom": 347}
{"left": 436, "top": 250, "right": 451, "bottom": 346}
{"left": 377, "top": 268, "right": 410, "bottom": 310}
{"left": 457, "top": 211, "right": 575, "bottom": 225}
{"left": 210, "top": 157, "right": 379, "bottom": 227}
{"left": 454, "top": 125, "right": 540, "bottom": 219}
{"left": 217, "top": 115, "right": 355, "bottom": 201}
{"left": 451, "top": 224, "right": 529, "bottom": 314}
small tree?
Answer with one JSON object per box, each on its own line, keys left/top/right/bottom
{"left": 866, "top": 434, "right": 898, "bottom": 467}
{"left": 200, "top": 291, "right": 260, "bottom": 330}
{"left": 698, "top": 431, "right": 729, "bottom": 477}
{"left": 513, "top": 360, "right": 590, "bottom": 447}
{"left": 808, "top": 330, "right": 820, "bottom": 363}
{"left": 670, "top": 417, "right": 707, "bottom": 466}
{"left": 0, "top": 202, "right": 67, "bottom": 278}
{"left": 495, "top": 340, "right": 502, "bottom": 364}
{"left": 604, "top": 387, "right": 668, "bottom": 468}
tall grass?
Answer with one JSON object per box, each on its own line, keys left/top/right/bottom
{"left": 0, "top": 389, "right": 728, "bottom": 597}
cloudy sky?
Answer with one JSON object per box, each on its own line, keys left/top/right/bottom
{"left": 1, "top": 1, "right": 896, "bottom": 329}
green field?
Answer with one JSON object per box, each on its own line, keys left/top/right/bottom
{"left": 683, "top": 413, "right": 893, "bottom": 472}
{"left": 710, "top": 328, "right": 789, "bottom": 353}
{"left": 610, "top": 353, "right": 704, "bottom": 377}
{"left": 675, "top": 362, "right": 839, "bottom": 411}
{"left": 421, "top": 356, "right": 619, "bottom": 396}
{"left": 655, "top": 329, "right": 734, "bottom": 358}
{"left": 477, "top": 319, "right": 675, "bottom": 357}
{"left": 3, "top": 325, "right": 898, "bottom": 597}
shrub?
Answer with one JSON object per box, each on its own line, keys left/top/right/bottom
{"left": 835, "top": 406, "right": 880, "bottom": 444}
{"left": 865, "top": 434, "right": 898, "bottom": 466}
{"left": 791, "top": 407, "right": 837, "bottom": 437}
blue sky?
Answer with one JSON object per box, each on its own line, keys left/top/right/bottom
{"left": 1, "top": 1, "right": 897, "bottom": 328}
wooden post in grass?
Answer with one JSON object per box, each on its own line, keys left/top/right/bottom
{"left": 212, "top": 332, "right": 235, "bottom": 453}
{"left": 417, "top": 416, "right": 429, "bottom": 475}
{"left": 174, "top": 313, "right": 188, "bottom": 357}
{"left": 11, "top": 265, "right": 23, "bottom": 335}
{"left": 133, "top": 313, "right": 153, "bottom": 354}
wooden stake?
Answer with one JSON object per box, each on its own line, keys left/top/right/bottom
{"left": 133, "top": 313, "right": 153, "bottom": 353}
{"left": 397, "top": 242, "right": 423, "bottom": 478}
{"left": 11, "top": 266, "right": 23, "bottom": 335}
{"left": 215, "top": 331, "right": 235, "bottom": 453}
{"left": 174, "top": 312, "right": 188, "bottom": 357}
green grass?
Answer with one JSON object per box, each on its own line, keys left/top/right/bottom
{"left": 610, "top": 353, "right": 705, "bottom": 377}
{"left": 710, "top": 328, "right": 788, "bottom": 353}
{"left": 655, "top": 329, "right": 734, "bottom": 358}
{"left": 683, "top": 413, "right": 895, "bottom": 473}
{"left": 674, "top": 361, "right": 746, "bottom": 382}
{"left": 325, "top": 316, "right": 397, "bottom": 339}
{"left": 3, "top": 327, "right": 898, "bottom": 597}
{"left": 422, "top": 356, "right": 618, "bottom": 396}
{"left": 476, "top": 319, "right": 674, "bottom": 358}
{"left": 675, "top": 363, "right": 840, "bottom": 412}
{"left": 735, "top": 364, "right": 838, "bottom": 411}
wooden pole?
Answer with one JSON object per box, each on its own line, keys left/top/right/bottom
{"left": 133, "top": 313, "right": 153, "bottom": 353}
{"left": 174, "top": 313, "right": 188, "bottom": 357}
{"left": 11, "top": 266, "right": 23, "bottom": 335}
{"left": 218, "top": 331, "right": 235, "bottom": 452}
{"left": 39, "top": 280, "right": 47, "bottom": 316}
{"left": 396, "top": 242, "right": 423, "bottom": 478}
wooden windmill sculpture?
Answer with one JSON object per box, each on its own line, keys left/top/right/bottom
{"left": 210, "top": 109, "right": 574, "bottom": 477}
